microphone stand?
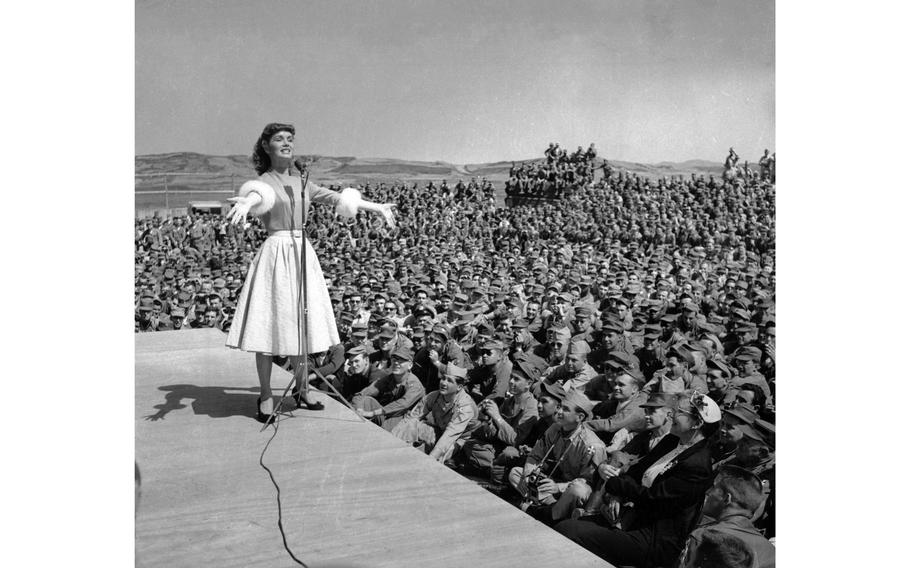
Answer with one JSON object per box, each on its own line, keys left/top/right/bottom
{"left": 261, "top": 163, "right": 363, "bottom": 431}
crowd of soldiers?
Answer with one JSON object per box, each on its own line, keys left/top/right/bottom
{"left": 505, "top": 142, "right": 600, "bottom": 198}
{"left": 135, "top": 146, "right": 776, "bottom": 567}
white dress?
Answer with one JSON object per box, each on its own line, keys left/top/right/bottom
{"left": 225, "top": 171, "right": 341, "bottom": 356}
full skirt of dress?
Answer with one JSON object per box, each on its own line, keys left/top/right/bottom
{"left": 225, "top": 234, "right": 339, "bottom": 355}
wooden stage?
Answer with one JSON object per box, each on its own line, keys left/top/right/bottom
{"left": 136, "top": 329, "right": 613, "bottom": 567}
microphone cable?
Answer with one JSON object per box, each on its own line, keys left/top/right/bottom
{"left": 255, "top": 161, "right": 312, "bottom": 567}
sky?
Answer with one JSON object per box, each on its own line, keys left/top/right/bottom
{"left": 136, "top": 0, "right": 774, "bottom": 164}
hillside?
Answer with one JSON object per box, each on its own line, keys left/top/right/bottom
{"left": 135, "top": 152, "right": 725, "bottom": 186}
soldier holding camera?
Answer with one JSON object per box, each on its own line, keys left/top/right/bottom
{"left": 508, "top": 388, "right": 606, "bottom": 525}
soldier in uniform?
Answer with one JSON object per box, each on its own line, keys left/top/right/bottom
{"left": 533, "top": 325, "right": 571, "bottom": 367}
{"left": 458, "top": 353, "right": 543, "bottom": 480}
{"left": 538, "top": 340, "right": 598, "bottom": 394}
{"left": 508, "top": 388, "right": 607, "bottom": 525}
{"left": 167, "top": 307, "right": 188, "bottom": 331}
{"left": 645, "top": 344, "right": 709, "bottom": 394}
{"left": 353, "top": 345, "right": 426, "bottom": 432}
{"left": 678, "top": 465, "right": 775, "bottom": 568}
{"left": 569, "top": 305, "right": 598, "bottom": 345}
{"left": 590, "top": 319, "right": 636, "bottom": 368}
{"left": 316, "top": 344, "right": 383, "bottom": 402}
{"left": 730, "top": 346, "right": 772, "bottom": 402}
{"left": 635, "top": 324, "right": 664, "bottom": 380}
{"left": 465, "top": 340, "right": 512, "bottom": 404}
{"left": 392, "top": 363, "right": 479, "bottom": 463}
{"left": 412, "top": 324, "right": 470, "bottom": 393}
{"left": 585, "top": 370, "right": 650, "bottom": 446}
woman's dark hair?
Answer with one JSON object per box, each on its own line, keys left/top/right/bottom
{"left": 251, "top": 122, "right": 295, "bottom": 175}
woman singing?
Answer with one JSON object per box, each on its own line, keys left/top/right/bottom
{"left": 225, "top": 122, "right": 395, "bottom": 423}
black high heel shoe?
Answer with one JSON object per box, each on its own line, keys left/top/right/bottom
{"left": 256, "top": 397, "right": 277, "bottom": 424}
{"left": 291, "top": 387, "right": 324, "bottom": 411}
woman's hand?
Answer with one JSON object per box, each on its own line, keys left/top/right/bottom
{"left": 226, "top": 196, "right": 255, "bottom": 225}
{"left": 376, "top": 203, "right": 396, "bottom": 228}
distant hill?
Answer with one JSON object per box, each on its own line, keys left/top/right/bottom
{"left": 135, "top": 152, "right": 725, "bottom": 186}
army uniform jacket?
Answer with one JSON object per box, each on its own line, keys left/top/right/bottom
{"left": 586, "top": 390, "right": 650, "bottom": 434}
{"left": 476, "top": 391, "right": 539, "bottom": 448}
{"left": 357, "top": 371, "right": 425, "bottom": 418}
{"left": 528, "top": 423, "right": 607, "bottom": 484}
{"left": 409, "top": 389, "right": 479, "bottom": 460}
{"left": 678, "top": 514, "right": 775, "bottom": 568}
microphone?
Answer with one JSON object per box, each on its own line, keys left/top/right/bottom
{"left": 293, "top": 157, "right": 309, "bottom": 177}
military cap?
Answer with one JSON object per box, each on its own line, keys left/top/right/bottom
{"left": 413, "top": 306, "right": 434, "bottom": 318}
{"left": 442, "top": 362, "right": 468, "bottom": 379}
{"left": 706, "top": 359, "right": 733, "bottom": 378}
{"left": 735, "top": 322, "right": 759, "bottom": 335}
{"left": 556, "top": 292, "right": 574, "bottom": 303}
{"left": 351, "top": 325, "right": 368, "bottom": 338}
{"left": 138, "top": 304, "right": 154, "bottom": 312}
{"left": 733, "top": 346, "right": 762, "bottom": 361}
{"left": 390, "top": 345, "right": 413, "bottom": 362}
{"left": 511, "top": 318, "right": 529, "bottom": 329}
{"left": 452, "top": 312, "right": 474, "bottom": 326}
{"left": 574, "top": 305, "right": 594, "bottom": 318}
{"left": 730, "top": 308, "right": 752, "bottom": 321}
{"left": 562, "top": 388, "right": 595, "bottom": 418}
{"left": 643, "top": 324, "right": 662, "bottom": 339}
{"left": 170, "top": 307, "right": 186, "bottom": 318}
{"left": 430, "top": 324, "right": 450, "bottom": 339}
{"left": 378, "top": 325, "right": 397, "bottom": 339}
{"left": 639, "top": 391, "right": 676, "bottom": 408}
{"left": 482, "top": 340, "right": 505, "bottom": 352}
{"left": 680, "top": 302, "right": 699, "bottom": 314}
{"left": 510, "top": 358, "right": 538, "bottom": 383}
{"left": 548, "top": 326, "right": 572, "bottom": 341}
{"left": 605, "top": 350, "right": 636, "bottom": 369}
{"left": 213, "top": 278, "right": 226, "bottom": 289}
{"left": 345, "top": 344, "right": 370, "bottom": 357}
{"left": 411, "top": 326, "right": 426, "bottom": 339}
{"left": 667, "top": 344, "right": 695, "bottom": 365}
{"left": 659, "top": 313, "right": 679, "bottom": 323}
{"left": 600, "top": 320, "right": 625, "bottom": 334}
{"left": 724, "top": 405, "right": 759, "bottom": 425}
{"left": 567, "top": 341, "right": 591, "bottom": 356}
{"left": 534, "top": 381, "right": 564, "bottom": 404}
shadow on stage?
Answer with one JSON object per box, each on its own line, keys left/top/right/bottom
{"left": 142, "top": 383, "right": 363, "bottom": 424}
{"left": 143, "top": 384, "right": 260, "bottom": 421}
